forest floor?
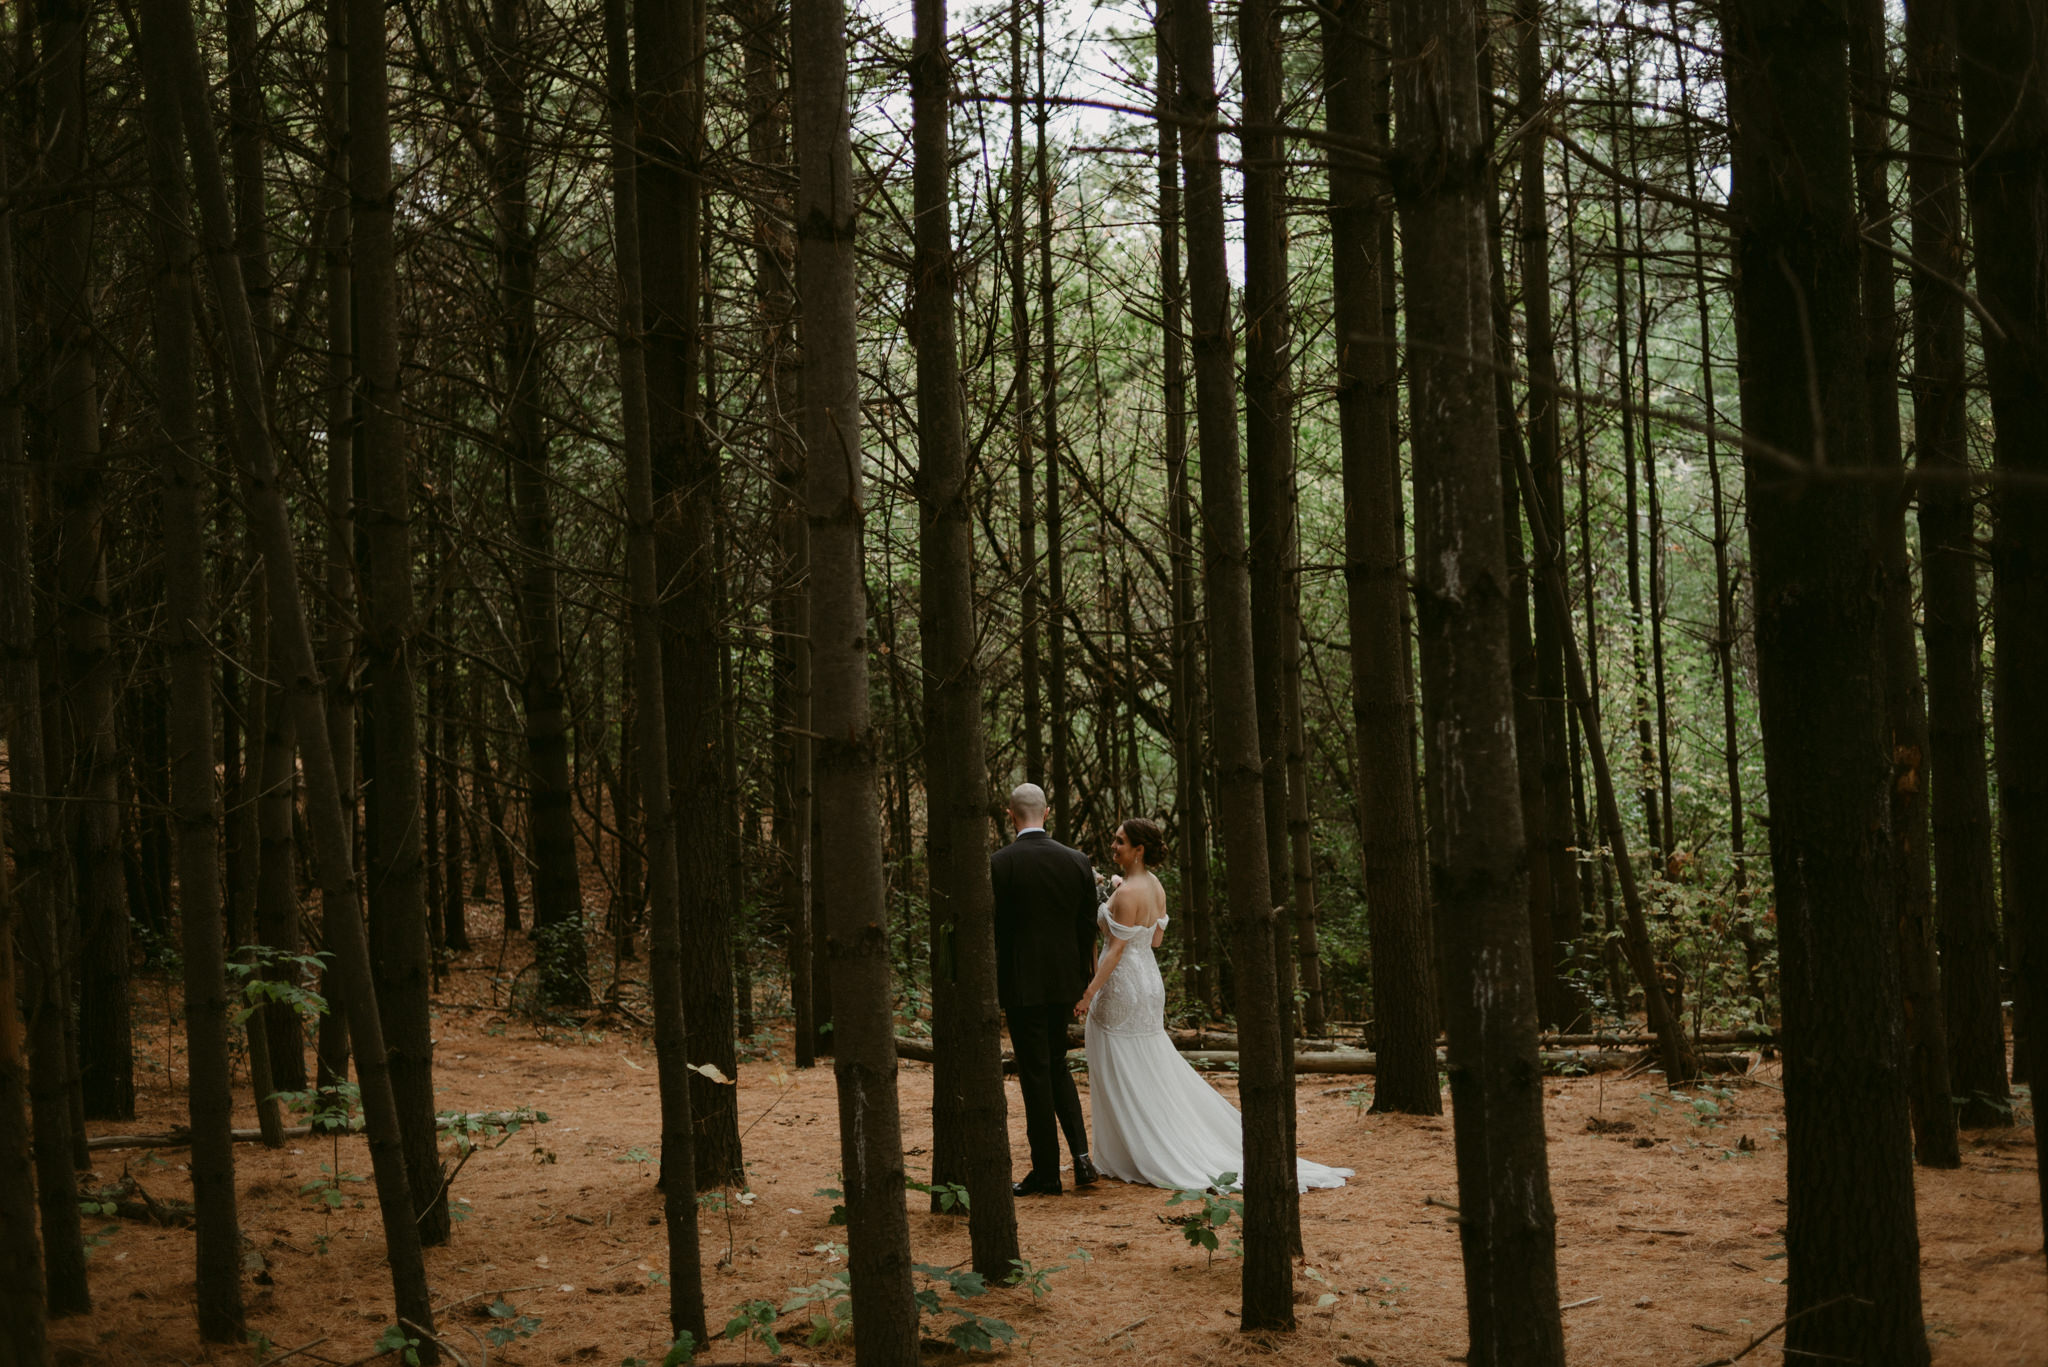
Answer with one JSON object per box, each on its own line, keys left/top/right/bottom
{"left": 45, "top": 923, "right": 2046, "bottom": 1367}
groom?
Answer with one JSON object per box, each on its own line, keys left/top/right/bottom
{"left": 990, "top": 783, "right": 1099, "bottom": 1196}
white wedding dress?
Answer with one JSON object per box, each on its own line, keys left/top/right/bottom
{"left": 1083, "top": 906, "right": 1353, "bottom": 1193}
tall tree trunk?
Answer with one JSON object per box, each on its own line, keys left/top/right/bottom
{"left": 1955, "top": 0, "right": 2048, "bottom": 1230}
{"left": 1485, "top": 70, "right": 1560, "bottom": 1036}
{"left": 141, "top": 0, "right": 442, "bottom": 1345}
{"left": 138, "top": 38, "right": 246, "bottom": 1335}
{"left": 0, "top": 33, "right": 87, "bottom": 1314}
{"left": 1237, "top": 0, "right": 1305, "bottom": 1255}
{"left": 1327, "top": 0, "right": 1439, "bottom": 1112}
{"left": 1156, "top": 17, "right": 1213, "bottom": 1018}
{"left": 321, "top": 0, "right": 356, "bottom": 921}
{"left": 1723, "top": 3, "right": 1929, "bottom": 1359}
{"left": 911, "top": 0, "right": 1022, "bottom": 1275}
{"left": 1909, "top": 0, "right": 2007, "bottom": 1130}
{"left": 43, "top": 0, "right": 133, "bottom": 1122}
{"left": 490, "top": 0, "right": 583, "bottom": 1007}
{"left": 750, "top": 0, "right": 812, "bottom": 1070}
{"left": 1010, "top": 4, "right": 1042, "bottom": 793}
{"left": 605, "top": 0, "right": 707, "bottom": 1334}
{"left": 640, "top": 0, "right": 741, "bottom": 1185}
{"left": 1168, "top": 0, "right": 1292, "bottom": 1326}
{"left": 1389, "top": 4, "right": 1564, "bottom": 1361}
{"left": 0, "top": 29, "right": 77, "bottom": 1328}
{"left": 1035, "top": 0, "right": 1070, "bottom": 842}
{"left": 1515, "top": 0, "right": 1586, "bottom": 1027}
{"left": 1848, "top": 0, "right": 1959, "bottom": 1170}
{"left": 0, "top": 795, "right": 47, "bottom": 1365}
{"left": 793, "top": 0, "right": 921, "bottom": 1352}
{"left": 351, "top": 0, "right": 448, "bottom": 1247}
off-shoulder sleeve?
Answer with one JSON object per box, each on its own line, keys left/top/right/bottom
{"left": 1101, "top": 912, "right": 1160, "bottom": 943}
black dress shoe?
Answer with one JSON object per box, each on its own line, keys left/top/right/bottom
{"left": 1012, "top": 1173, "right": 1062, "bottom": 1197}
{"left": 1071, "top": 1154, "right": 1099, "bottom": 1188}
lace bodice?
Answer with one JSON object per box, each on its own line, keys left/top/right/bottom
{"left": 1089, "top": 908, "right": 1168, "bottom": 1037}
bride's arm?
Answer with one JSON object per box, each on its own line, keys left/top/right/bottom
{"left": 1076, "top": 937, "right": 1129, "bottom": 1018}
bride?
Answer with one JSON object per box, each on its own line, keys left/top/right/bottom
{"left": 1076, "top": 817, "right": 1352, "bottom": 1193}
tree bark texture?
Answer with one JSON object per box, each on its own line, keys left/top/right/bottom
{"left": 0, "top": 36, "right": 88, "bottom": 1313}
{"left": 1036, "top": 0, "right": 1070, "bottom": 844}
{"left": 1515, "top": 0, "right": 1586, "bottom": 1027}
{"left": 1237, "top": 0, "right": 1306, "bottom": 1254}
{"left": 1909, "top": 0, "right": 2008, "bottom": 1130}
{"left": 606, "top": 0, "right": 707, "bottom": 1334}
{"left": 0, "top": 799, "right": 48, "bottom": 1363}
{"left": 1387, "top": 2, "right": 1564, "bottom": 1361}
{"left": 141, "top": 0, "right": 442, "bottom": 1347}
{"left": 747, "top": 0, "right": 814, "bottom": 1073}
{"left": 1168, "top": 0, "right": 1293, "bottom": 1327}
{"left": 1325, "top": 0, "right": 1440, "bottom": 1117}
{"left": 1723, "top": 2, "right": 1930, "bottom": 1359}
{"left": 138, "top": 36, "right": 248, "bottom": 1334}
{"left": 350, "top": 0, "right": 448, "bottom": 1247}
{"left": 640, "top": 0, "right": 742, "bottom": 1183}
{"left": 1156, "top": 16, "right": 1214, "bottom": 1020}
{"left": 1954, "top": 0, "right": 2048, "bottom": 1227}
{"left": 1848, "top": 0, "right": 1959, "bottom": 1171}
{"left": 911, "top": 0, "right": 1022, "bottom": 1276}
{"left": 792, "top": 0, "right": 921, "bottom": 1354}
{"left": 42, "top": 0, "right": 133, "bottom": 1123}
{"left": 491, "top": 0, "right": 585, "bottom": 1010}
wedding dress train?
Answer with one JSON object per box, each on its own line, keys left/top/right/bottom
{"left": 1082, "top": 907, "right": 1353, "bottom": 1193}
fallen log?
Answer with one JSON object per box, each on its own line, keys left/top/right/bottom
{"left": 1158, "top": 1027, "right": 1777, "bottom": 1051}
{"left": 892, "top": 1035, "right": 1752, "bottom": 1078}
{"left": 87, "top": 1108, "right": 545, "bottom": 1153}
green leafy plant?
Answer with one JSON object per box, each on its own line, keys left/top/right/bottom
{"left": 273, "top": 1080, "right": 362, "bottom": 1133}
{"left": 781, "top": 1271, "right": 853, "bottom": 1347}
{"left": 723, "top": 1299, "right": 781, "bottom": 1359}
{"left": 371, "top": 1323, "right": 421, "bottom": 1366}
{"left": 441, "top": 1106, "right": 550, "bottom": 1158}
{"left": 485, "top": 1296, "right": 542, "bottom": 1347}
{"left": 227, "top": 948, "right": 332, "bottom": 1027}
{"left": 1005, "top": 1249, "right": 1083, "bottom": 1300}
{"left": 813, "top": 1185, "right": 847, "bottom": 1226}
{"left": 906, "top": 1176, "right": 970, "bottom": 1213}
{"left": 913, "top": 1264, "right": 1018, "bottom": 1353}
{"left": 78, "top": 1212, "right": 120, "bottom": 1258}
{"left": 1163, "top": 1174, "right": 1244, "bottom": 1269}
{"left": 620, "top": 1334, "right": 697, "bottom": 1367}
{"left": 299, "top": 1161, "right": 366, "bottom": 1212}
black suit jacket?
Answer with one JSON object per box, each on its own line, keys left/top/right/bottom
{"left": 990, "top": 829, "right": 1098, "bottom": 1011}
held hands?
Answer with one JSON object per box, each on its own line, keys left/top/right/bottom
{"left": 1074, "top": 991, "right": 1094, "bottom": 1019}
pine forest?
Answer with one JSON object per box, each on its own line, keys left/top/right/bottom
{"left": 0, "top": 0, "right": 2042, "bottom": 1363}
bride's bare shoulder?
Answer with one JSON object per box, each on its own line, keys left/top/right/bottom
{"left": 1116, "top": 875, "right": 1166, "bottom": 927}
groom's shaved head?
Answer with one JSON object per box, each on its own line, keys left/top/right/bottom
{"left": 1009, "top": 783, "right": 1048, "bottom": 823}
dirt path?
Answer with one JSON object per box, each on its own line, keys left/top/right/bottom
{"left": 48, "top": 951, "right": 2045, "bottom": 1366}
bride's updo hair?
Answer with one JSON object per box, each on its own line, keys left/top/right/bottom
{"left": 1119, "top": 817, "right": 1168, "bottom": 869}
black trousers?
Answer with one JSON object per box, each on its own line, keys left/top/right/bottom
{"left": 1008, "top": 1003, "right": 1088, "bottom": 1181}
